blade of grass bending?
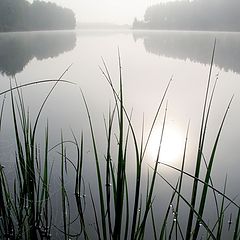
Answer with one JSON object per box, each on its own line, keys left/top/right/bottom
{"left": 81, "top": 90, "right": 107, "bottom": 240}
{"left": 158, "top": 162, "right": 240, "bottom": 209}
{"left": 185, "top": 39, "right": 216, "bottom": 239}
{"left": 31, "top": 65, "right": 73, "bottom": 158}
{"left": 193, "top": 95, "right": 234, "bottom": 240}
{"left": 0, "top": 79, "right": 74, "bottom": 97}
{"left": 149, "top": 165, "right": 217, "bottom": 240}
{"left": 99, "top": 58, "right": 121, "bottom": 128}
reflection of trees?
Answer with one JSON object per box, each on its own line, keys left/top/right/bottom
{"left": 0, "top": 31, "right": 76, "bottom": 76}
{"left": 133, "top": 31, "right": 240, "bottom": 73}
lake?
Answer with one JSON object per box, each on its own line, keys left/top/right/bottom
{"left": 0, "top": 30, "right": 240, "bottom": 239}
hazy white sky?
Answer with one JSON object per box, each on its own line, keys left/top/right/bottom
{"left": 29, "top": 0, "right": 174, "bottom": 24}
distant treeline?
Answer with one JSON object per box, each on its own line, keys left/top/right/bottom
{"left": 133, "top": 0, "right": 240, "bottom": 32}
{"left": 0, "top": 0, "right": 76, "bottom": 32}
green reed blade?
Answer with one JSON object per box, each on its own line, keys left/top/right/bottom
{"left": 81, "top": 90, "right": 107, "bottom": 240}
{"left": 193, "top": 96, "right": 233, "bottom": 239}
{"left": 158, "top": 162, "right": 240, "bottom": 209}
{"left": 186, "top": 39, "right": 216, "bottom": 240}
{"left": 151, "top": 166, "right": 217, "bottom": 240}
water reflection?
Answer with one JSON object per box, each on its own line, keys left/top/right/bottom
{"left": 0, "top": 31, "right": 76, "bottom": 76}
{"left": 133, "top": 31, "right": 240, "bottom": 73}
{"left": 148, "top": 124, "right": 185, "bottom": 165}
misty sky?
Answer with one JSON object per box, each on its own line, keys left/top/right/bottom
{"left": 28, "top": 0, "right": 176, "bottom": 24}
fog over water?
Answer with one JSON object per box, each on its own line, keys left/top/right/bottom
{"left": 26, "top": 0, "right": 171, "bottom": 24}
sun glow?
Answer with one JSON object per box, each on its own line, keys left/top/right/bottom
{"left": 148, "top": 125, "right": 184, "bottom": 164}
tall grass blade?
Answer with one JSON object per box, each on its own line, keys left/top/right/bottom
{"left": 81, "top": 90, "right": 107, "bottom": 240}
{"left": 158, "top": 162, "right": 239, "bottom": 209}
{"left": 193, "top": 96, "right": 233, "bottom": 239}
{"left": 185, "top": 39, "right": 216, "bottom": 239}
{"left": 150, "top": 166, "right": 217, "bottom": 240}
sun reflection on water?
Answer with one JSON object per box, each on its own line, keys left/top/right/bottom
{"left": 147, "top": 124, "right": 184, "bottom": 165}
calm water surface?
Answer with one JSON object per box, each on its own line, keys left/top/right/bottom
{"left": 0, "top": 30, "right": 240, "bottom": 238}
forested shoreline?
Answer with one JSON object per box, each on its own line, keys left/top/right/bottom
{"left": 133, "top": 0, "right": 240, "bottom": 32}
{"left": 0, "top": 0, "right": 76, "bottom": 32}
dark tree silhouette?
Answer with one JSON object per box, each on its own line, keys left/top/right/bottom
{"left": 133, "top": 0, "right": 240, "bottom": 32}
{"left": 0, "top": 0, "right": 76, "bottom": 32}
